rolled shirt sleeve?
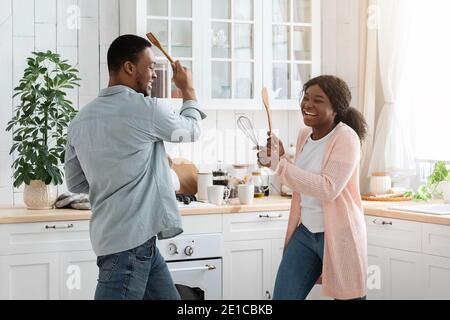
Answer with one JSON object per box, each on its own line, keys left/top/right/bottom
{"left": 64, "top": 141, "right": 90, "bottom": 194}
{"left": 150, "top": 99, "right": 207, "bottom": 143}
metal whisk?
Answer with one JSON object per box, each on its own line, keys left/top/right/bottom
{"left": 237, "top": 116, "right": 260, "bottom": 150}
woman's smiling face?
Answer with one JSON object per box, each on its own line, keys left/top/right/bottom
{"left": 301, "top": 84, "right": 337, "bottom": 129}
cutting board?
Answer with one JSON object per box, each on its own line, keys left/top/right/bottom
{"left": 361, "top": 194, "right": 412, "bottom": 202}
{"left": 171, "top": 158, "right": 199, "bottom": 196}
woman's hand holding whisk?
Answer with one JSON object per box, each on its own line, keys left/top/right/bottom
{"left": 257, "top": 132, "right": 285, "bottom": 170}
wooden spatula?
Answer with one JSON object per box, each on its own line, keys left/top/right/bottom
{"left": 146, "top": 32, "right": 175, "bottom": 64}
{"left": 261, "top": 87, "right": 273, "bottom": 136}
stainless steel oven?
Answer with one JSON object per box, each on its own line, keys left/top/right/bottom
{"left": 157, "top": 233, "right": 223, "bottom": 300}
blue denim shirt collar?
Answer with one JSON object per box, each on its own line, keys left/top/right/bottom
{"left": 99, "top": 85, "right": 137, "bottom": 97}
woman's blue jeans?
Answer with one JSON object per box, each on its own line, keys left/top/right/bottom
{"left": 94, "top": 237, "right": 181, "bottom": 300}
{"left": 273, "top": 224, "right": 366, "bottom": 300}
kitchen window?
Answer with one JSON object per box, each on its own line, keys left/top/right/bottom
{"left": 397, "top": 0, "right": 450, "bottom": 162}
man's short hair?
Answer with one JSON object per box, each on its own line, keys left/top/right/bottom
{"left": 107, "top": 34, "right": 152, "bottom": 73}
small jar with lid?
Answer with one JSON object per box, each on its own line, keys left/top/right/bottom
{"left": 260, "top": 167, "right": 272, "bottom": 196}
{"left": 232, "top": 164, "right": 250, "bottom": 180}
{"left": 369, "top": 172, "right": 392, "bottom": 195}
{"left": 251, "top": 171, "right": 266, "bottom": 198}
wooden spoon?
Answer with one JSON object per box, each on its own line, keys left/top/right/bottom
{"left": 261, "top": 87, "right": 273, "bottom": 136}
{"left": 146, "top": 32, "right": 175, "bottom": 64}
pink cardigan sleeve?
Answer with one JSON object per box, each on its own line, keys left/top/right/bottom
{"left": 276, "top": 129, "right": 360, "bottom": 202}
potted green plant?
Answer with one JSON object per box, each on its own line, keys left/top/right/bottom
{"left": 405, "top": 161, "right": 450, "bottom": 202}
{"left": 6, "top": 51, "right": 80, "bottom": 209}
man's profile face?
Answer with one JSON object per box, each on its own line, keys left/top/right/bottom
{"left": 134, "top": 47, "right": 157, "bottom": 97}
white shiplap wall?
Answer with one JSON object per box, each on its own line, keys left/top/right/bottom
{"left": 0, "top": 0, "right": 360, "bottom": 206}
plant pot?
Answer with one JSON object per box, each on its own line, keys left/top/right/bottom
{"left": 23, "top": 180, "right": 57, "bottom": 210}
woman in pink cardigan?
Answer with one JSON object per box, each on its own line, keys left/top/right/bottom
{"left": 258, "top": 75, "right": 368, "bottom": 300}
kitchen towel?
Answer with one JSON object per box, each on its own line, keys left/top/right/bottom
{"left": 55, "top": 192, "right": 91, "bottom": 210}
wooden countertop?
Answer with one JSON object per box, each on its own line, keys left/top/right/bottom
{"left": 1, "top": 197, "right": 449, "bottom": 226}
{"left": 363, "top": 200, "right": 450, "bottom": 226}
{"left": 0, "top": 196, "right": 292, "bottom": 224}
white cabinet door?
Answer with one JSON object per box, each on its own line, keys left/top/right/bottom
{"left": 125, "top": 0, "right": 321, "bottom": 111}
{"left": 423, "top": 254, "right": 450, "bottom": 300}
{"left": 60, "top": 251, "right": 98, "bottom": 300}
{"left": 422, "top": 223, "right": 450, "bottom": 258}
{"left": 0, "top": 253, "right": 59, "bottom": 300}
{"left": 367, "top": 245, "right": 386, "bottom": 300}
{"left": 262, "top": 0, "right": 321, "bottom": 110}
{"left": 270, "top": 238, "right": 284, "bottom": 299}
{"left": 203, "top": 0, "right": 263, "bottom": 110}
{"left": 0, "top": 220, "right": 92, "bottom": 255}
{"left": 121, "top": 0, "right": 201, "bottom": 107}
{"left": 365, "top": 216, "right": 422, "bottom": 252}
{"left": 384, "top": 248, "right": 424, "bottom": 300}
{"left": 222, "top": 211, "right": 288, "bottom": 241}
{"left": 223, "top": 240, "right": 271, "bottom": 300}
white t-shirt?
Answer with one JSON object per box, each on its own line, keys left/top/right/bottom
{"left": 295, "top": 127, "right": 337, "bottom": 233}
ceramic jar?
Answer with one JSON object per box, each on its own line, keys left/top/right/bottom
{"left": 369, "top": 173, "right": 392, "bottom": 195}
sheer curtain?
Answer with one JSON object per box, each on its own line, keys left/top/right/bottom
{"left": 368, "top": 0, "right": 417, "bottom": 178}
{"left": 358, "top": 0, "right": 379, "bottom": 192}
{"left": 397, "top": 0, "right": 450, "bottom": 162}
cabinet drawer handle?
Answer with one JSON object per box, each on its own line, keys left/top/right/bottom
{"left": 45, "top": 223, "right": 74, "bottom": 230}
{"left": 169, "top": 264, "right": 216, "bottom": 273}
{"left": 259, "top": 214, "right": 283, "bottom": 219}
{"left": 372, "top": 219, "right": 393, "bottom": 226}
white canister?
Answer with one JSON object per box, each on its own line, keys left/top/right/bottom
{"left": 369, "top": 173, "right": 392, "bottom": 195}
{"left": 197, "top": 173, "right": 213, "bottom": 201}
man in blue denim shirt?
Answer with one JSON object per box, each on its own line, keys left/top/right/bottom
{"left": 64, "top": 35, "right": 206, "bottom": 300}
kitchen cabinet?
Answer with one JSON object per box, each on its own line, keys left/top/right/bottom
{"left": 0, "top": 250, "right": 98, "bottom": 300}
{"left": 366, "top": 245, "right": 385, "bottom": 300}
{"left": 222, "top": 211, "right": 288, "bottom": 299}
{"left": 223, "top": 239, "right": 272, "bottom": 300}
{"left": 423, "top": 254, "right": 450, "bottom": 300}
{"left": 120, "top": 0, "right": 321, "bottom": 110}
{"left": 0, "top": 253, "right": 60, "bottom": 300}
{"left": 382, "top": 248, "right": 424, "bottom": 300}
{"left": 366, "top": 215, "right": 450, "bottom": 300}
{"left": 120, "top": 0, "right": 202, "bottom": 105}
{"left": 0, "top": 220, "right": 97, "bottom": 300}
{"left": 60, "top": 251, "right": 98, "bottom": 300}
{"left": 270, "top": 238, "right": 285, "bottom": 295}
{"left": 263, "top": 0, "right": 321, "bottom": 109}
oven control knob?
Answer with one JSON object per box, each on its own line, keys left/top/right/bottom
{"left": 184, "top": 246, "right": 194, "bottom": 256}
{"left": 168, "top": 243, "right": 178, "bottom": 255}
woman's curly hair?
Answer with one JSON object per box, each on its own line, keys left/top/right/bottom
{"left": 302, "top": 75, "right": 368, "bottom": 141}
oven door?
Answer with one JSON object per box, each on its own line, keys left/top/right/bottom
{"left": 167, "top": 258, "right": 222, "bottom": 300}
